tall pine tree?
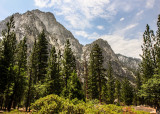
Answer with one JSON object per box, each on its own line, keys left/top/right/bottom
{"left": 106, "top": 61, "right": 115, "bottom": 104}
{"left": 26, "top": 39, "right": 38, "bottom": 111}
{"left": 121, "top": 77, "right": 133, "bottom": 105}
{"left": 47, "top": 46, "right": 61, "bottom": 95}
{"left": 61, "top": 39, "right": 76, "bottom": 97}
{"left": 12, "top": 37, "right": 27, "bottom": 109}
{"left": 88, "top": 44, "right": 104, "bottom": 103}
{"left": 0, "top": 16, "right": 17, "bottom": 111}
{"left": 37, "top": 30, "right": 48, "bottom": 82}
{"left": 114, "top": 79, "right": 121, "bottom": 105}
{"left": 140, "top": 24, "right": 155, "bottom": 82}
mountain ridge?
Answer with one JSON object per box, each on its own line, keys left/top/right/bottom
{"left": 0, "top": 9, "right": 139, "bottom": 83}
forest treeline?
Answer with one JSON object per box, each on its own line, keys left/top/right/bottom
{"left": 0, "top": 15, "right": 160, "bottom": 113}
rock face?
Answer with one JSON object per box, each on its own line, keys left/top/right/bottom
{"left": 117, "top": 54, "right": 141, "bottom": 71}
{"left": 0, "top": 9, "right": 83, "bottom": 58}
{"left": 0, "top": 9, "right": 137, "bottom": 83}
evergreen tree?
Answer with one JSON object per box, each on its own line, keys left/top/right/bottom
{"left": 26, "top": 39, "right": 38, "bottom": 111}
{"left": 135, "top": 71, "right": 142, "bottom": 105}
{"left": 61, "top": 39, "right": 76, "bottom": 97}
{"left": 121, "top": 78, "right": 133, "bottom": 105}
{"left": 138, "top": 15, "right": 160, "bottom": 113}
{"left": 155, "top": 15, "right": 160, "bottom": 74}
{"left": 88, "top": 44, "right": 104, "bottom": 103}
{"left": 37, "top": 30, "right": 48, "bottom": 82}
{"left": 12, "top": 37, "right": 27, "bottom": 109}
{"left": 47, "top": 46, "right": 61, "bottom": 95}
{"left": 140, "top": 24, "right": 155, "bottom": 82}
{"left": 114, "top": 80, "right": 121, "bottom": 105}
{"left": 139, "top": 74, "right": 160, "bottom": 112}
{"left": 106, "top": 61, "right": 115, "bottom": 104}
{"left": 68, "top": 71, "right": 84, "bottom": 100}
{"left": 0, "top": 16, "right": 17, "bottom": 111}
{"left": 83, "top": 53, "right": 89, "bottom": 99}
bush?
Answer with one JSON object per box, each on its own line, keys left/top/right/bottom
{"left": 31, "top": 94, "right": 148, "bottom": 114}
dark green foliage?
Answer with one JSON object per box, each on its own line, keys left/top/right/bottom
{"left": 135, "top": 71, "right": 142, "bottom": 105}
{"left": 37, "top": 30, "right": 48, "bottom": 82}
{"left": 0, "top": 16, "right": 17, "bottom": 111}
{"left": 12, "top": 37, "right": 27, "bottom": 108}
{"left": 138, "top": 74, "right": 160, "bottom": 110}
{"left": 155, "top": 15, "right": 160, "bottom": 74}
{"left": 114, "top": 80, "right": 121, "bottom": 105}
{"left": 121, "top": 78, "right": 133, "bottom": 105}
{"left": 47, "top": 46, "right": 61, "bottom": 95}
{"left": 68, "top": 71, "right": 84, "bottom": 100}
{"left": 138, "top": 15, "right": 160, "bottom": 112}
{"left": 88, "top": 44, "right": 105, "bottom": 102}
{"left": 140, "top": 24, "right": 155, "bottom": 82}
{"left": 62, "top": 39, "right": 76, "bottom": 97}
{"left": 25, "top": 39, "right": 38, "bottom": 111}
{"left": 106, "top": 61, "right": 115, "bottom": 104}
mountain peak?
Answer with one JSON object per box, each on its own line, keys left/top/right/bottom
{"left": 0, "top": 9, "right": 136, "bottom": 83}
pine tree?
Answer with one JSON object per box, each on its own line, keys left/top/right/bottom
{"left": 114, "top": 80, "right": 121, "bottom": 105}
{"left": 140, "top": 24, "right": 155, "bottom": 82}
{"left": 0, "top": 16, "right": 17, "bottom": 111}
{"left": 68, "top": 71, "right": 84, "bottom": 100}
{"left": 121, "top": 78, "right": 133, "bottom": 105}
{"left": 47, "top": 46, "right": 61, "bottom": 95}
{"left": 12, "top": 37, "right": 27, "bottom": 109}
{"left": 139, "top": 74, "right": 160, "bottom": 112}
{"left": 138, "top": 15, "right": 160, "bottom": 113}
{"left": 26, "top": 39, "right": 38, "bottom": 111}
{"left": 135, "top": 71, "right": 142, "bottom": 105}
{"left": 155, "top": 15, "right": 160, "bottom": 74}
{"left": 61, "top": 39, "right": 76, "bottom": 97}
{"left": 37, "top": 30, "right": 48, "bottom": 82}
{"left": 83, "top": 53, "right": 89, "bottom": 99}
{"left": 106, "top": 61, "right": 115, "bottom": 104}
{"left": 88, "top": 44, "right": 104, "bottom": 103}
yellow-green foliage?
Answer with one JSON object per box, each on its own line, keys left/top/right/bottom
{"left": 31, "top": 94, "right": 148, "bottom": 114}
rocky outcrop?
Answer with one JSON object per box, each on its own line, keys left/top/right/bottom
{"left": 117, "top": 54, "right": 141, "bottom": 71}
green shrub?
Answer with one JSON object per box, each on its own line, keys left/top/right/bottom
{"left": 31, "top": 94, "right": 148, "bottom": 114}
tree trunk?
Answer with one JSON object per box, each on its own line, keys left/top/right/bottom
{"left": 156, "top": 107, "right": 160, "bottom": 114}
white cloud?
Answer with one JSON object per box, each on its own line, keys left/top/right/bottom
{"left": 75, "top": 31, "right": 89, "bottom": 38}
{"left": 34, "top": 0, "right": 60, "bottom": 8}
{"left": 34, "top": 0, "right": 49, "bottom": 8}
{"left": 136, "top": 10, "right": 144, "bottom": 16}
{"left": 75, "top": 31, "right": 99, "bottom": 39}
{"left": 120, "top": 17, "right": 124, "bottom": 21}
{"left": 101, "top": 35, "right": 142, "bottom": 58}
{"left": 123, "top": 23, "right": 138, "bottom": 31}
{"left": 34, "top": 0, "right": 114, "bottom": 30}
{"left": 145, "top": 0, "right": 155, "bottom": 8}
{"left": 97, "top": 25, "right": 104, "bottom": 30}
{"left": 114, "top": 23, "right": 138, "bottom": 36}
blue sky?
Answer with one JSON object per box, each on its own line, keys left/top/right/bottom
{"left": 0, "top": 0, "right": 160, "bottom": 58}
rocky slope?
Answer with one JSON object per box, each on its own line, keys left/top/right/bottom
{"left": 117, "top": 54, "right": 141, "bottom": 71}
{"left": 0, "top": 9, "right": 83, "bottom": 58}
{"left": 0, "top": 9, "right": 136, "bottom": 83}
